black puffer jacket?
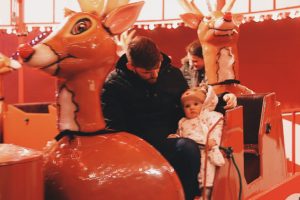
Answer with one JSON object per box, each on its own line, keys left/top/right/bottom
{"left": 101, "top": 53, "right": 188, "bottom": 147}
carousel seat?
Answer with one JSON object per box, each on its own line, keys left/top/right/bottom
{"left": 237, "top": 93, "right": 265, "bottom": 154}
{"left": 238, "top": 93, "right": 265, "bottom": 183}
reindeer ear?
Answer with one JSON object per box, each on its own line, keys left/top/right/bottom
{"left": 180, "top": 13, "right": 203, "bottom": 29}
{"left": 64, "top": 8, "right": 76, "bottom": 17}
{"left": 103, "top": 1, "right": 144, "bottom": 35}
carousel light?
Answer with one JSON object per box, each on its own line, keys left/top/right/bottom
{"left": 259, "top": 15, "right": 264, "bottom": 22}
{"left": 166, "top": 24, "right": 172, "bottom": 29}
{"left": 272, "top": 13, "right": 278, "bottom": 20}
{"left": 277, "top": 13, "right": 282, "bottom": 20}
{"left": 6, "top": 28, "right": 12, "bottom": 34}
{"left": 52, "top": 25, "right": 58, "bottom": 31}
{"left": 289, "top": 10, "right": 297, "bottom": 18}
{"left": 148, "top": 24, "right": 155, "bottom": 30}
{"left": 172, "top": 23, "right": 179, "bottom": 29}
{"left": 27, "top": 26, "right": 33, "bottom": 32}
{"left": 46, "top": 27, "right": 52, "bottom": 32}
{"left": 143, "top": 25, "right": 149, "bottom": 30}
{"left": 253, "top": 15, "right": 260, "bottom": 22}
{"left": 39, "top": 26, "right": 45, "bottom": 32}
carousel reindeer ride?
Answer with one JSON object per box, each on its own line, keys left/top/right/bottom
{"left": 179, "top": 0, "right": 300, "bottom": 199}
{"left": 0, "top": 0, "right": 184, "bottom": 199}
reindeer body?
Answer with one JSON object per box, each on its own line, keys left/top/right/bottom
{"left": 179, "top": 1, "right": 254, "bottom": 95}
{"left": 0, "top": 1, "right": 185, "bottom": 199}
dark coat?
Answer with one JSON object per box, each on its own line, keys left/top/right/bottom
{"left": 101, "top": 53, "right": 188, "bottom": 147}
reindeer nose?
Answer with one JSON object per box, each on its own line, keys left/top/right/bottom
{"left": 224, "top": 12, "right": 232, "bottom": 22}
{"left": 18, "top": 43, "right": 35, "bottom": 60}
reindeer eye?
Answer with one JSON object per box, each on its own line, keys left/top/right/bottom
{"left": 71, "top": 18, "right": 92, "bottom": 35}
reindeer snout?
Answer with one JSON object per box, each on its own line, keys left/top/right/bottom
{"left": 18, "top": 43, "right": 35, "bottom": 61}
{"left": 223, "top": 12, "right": 232, "bottom": 22}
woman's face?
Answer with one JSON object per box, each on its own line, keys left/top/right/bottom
{"left": 187, "top": 53, "right": 204, "bottom": 70}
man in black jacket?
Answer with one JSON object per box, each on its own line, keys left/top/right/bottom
{"left": 101, "top": 36, "right": 236, "bottom": 200}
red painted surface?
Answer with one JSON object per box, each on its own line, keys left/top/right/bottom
{"left": 1, "top": 18, "right": 299, "bottom": 110}
{"left": 250, "top": 173, "right": 300, "bottom": 200}
{"left": 3, "top": 103, "right": 58, "bottom": 150}
{"left": 44, "top": 132, "right": 184, "bottom": 200}
{"left": 138, "top": 18, "right": 300, "bottom": 111}
{"left": 0, "top": 144, "right": 43, "bottom": 200}
{"left": 1, "top": 15, "right": 300, "bottom": 200}
{"left": 212, "top": 93, "right": 291, "bottom": 200}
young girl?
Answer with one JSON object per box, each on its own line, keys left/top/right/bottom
{"left": 178, "top": 85, "right": 225, "bottom": 199}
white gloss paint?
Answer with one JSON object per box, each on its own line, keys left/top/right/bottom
{"left": 282, "top": 114, "right": 300, "bottom": 165}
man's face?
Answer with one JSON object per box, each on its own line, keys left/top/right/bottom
{"left": 131, "top": 62, "right": 161, "bottom": 84}
{"left": 187, "top": 53, "right": 204, "bottom": 70}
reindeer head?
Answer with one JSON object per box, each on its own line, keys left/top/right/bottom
{"left": 179, "top": 0, "right": 240, "bottom": 46}
{"left": 178, "top": 0, "right": 253, "bottom": 95}
{"left": 18, "top": 0, "right": 144, "bottom": 80}
{"left": 15, "top": 0, "right": 145, "bottom": 132}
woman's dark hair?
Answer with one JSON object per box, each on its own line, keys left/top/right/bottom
{"left": 186, "top": 40, "right": 203, "bottom": 58}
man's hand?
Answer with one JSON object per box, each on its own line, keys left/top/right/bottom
{"left": 167, "top": 133, "right": 180, "bottom": 138}
{"left": 114, "top": 29, "right": 136, "bottom": 56}
{"left": 223, "top": 93, "right": 237, "bottom": 110}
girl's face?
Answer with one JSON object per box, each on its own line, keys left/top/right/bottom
{"left": 183, "top": 99, "right": 203, "bottom": 119}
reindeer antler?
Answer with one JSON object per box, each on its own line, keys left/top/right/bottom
{"left": 77, "top": 0, "right": 129, "bottom": 16}
{"left": 77, "top": 0, "right": 106, "bottom": 15}
{"left": 216, "top": 0, "right": 226, "bottom": 11}
{"left": 178, "top": 0, "right": 203, "bottom": 16}
{"left": 205, "top": 0, "right": 213, "bottom": 12}
{"left": 221, "top": 0, "right": 236, "bottom": 12}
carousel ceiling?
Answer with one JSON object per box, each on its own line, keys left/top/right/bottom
{"left": 0, "top": 0, "right": 300, "bottom": 33}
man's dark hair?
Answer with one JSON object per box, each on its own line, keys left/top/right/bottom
{"left": 186, "top": 40, "right": 203, "bottom": 58}
{"left": 127, "top": 36, "right": 162, "bottom": 70}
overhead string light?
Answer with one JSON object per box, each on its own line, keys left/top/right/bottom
{"left": 134, "top": 20, "right": 183, "bottom": 30}
{"left": 241, "top": 9, "right": 300, "bottom": 24}
{"left": 132, "top": 8, "right": 300, "bottom": 29}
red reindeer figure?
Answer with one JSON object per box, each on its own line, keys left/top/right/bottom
{"left": 179, "top": 0, "right": 254, "bottom": 95}
{"left": 0, "top": 0, "right": 184, "bottom": 199}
